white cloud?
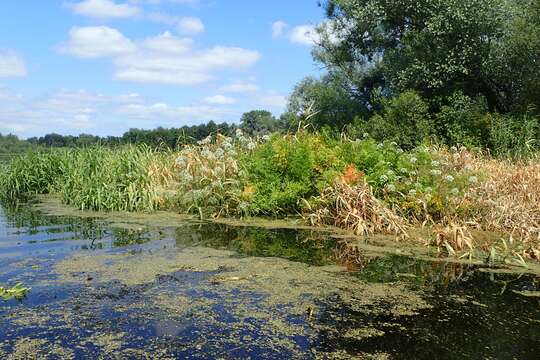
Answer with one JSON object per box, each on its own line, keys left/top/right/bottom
{"left": 177, "top": 16, "right": 204, "bottom": 35}
{"left": 271, "top": 20, "right": 288, "bottom": 39}
{"left": 59, "top": 27, "right": 260, "bottom": 85}
{"left": 257, "top": 93, "right": 287, "bottom": 109}
{"left": 58, "top": 26, "right": 136, "bottom": 58}
{"left": 219, "top": 81, "right": 259, "bottom": 93}
{"left": 0, "top": 87, "right": 234, "bottom": 137}
{"left": 141, "top": 31, "right": 192, "bottom": 53}
{"left": 68, "top": 0, "right": 140, "bottom": 19}
{"left": 0, "top": 51, "right": 27, "bottom": 78}
{"left": 116, "top": 102, "right": 233, "bottom": 121}
{"left": 202, "top": 94, "right": 236, "bottom": 105}
{"left": 289, "top": 25, "right": 319, "bottom": 46}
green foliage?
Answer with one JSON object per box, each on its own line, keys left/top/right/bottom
{"left": 350, "top": 91, "right": 432, "bottom": 149}
{"left": 0, "top": 146, "right": 164, "bottom": 212}
{"left": 338, "top": 139, "right": 476, "bottom": 219}
{"left": 240, "top": 110, "right": 280, "bottom": 136}
{"left": 242, "top": 132, "right": 342, "bottom": 214}
{"left": 488, "top": 113, "right": 539, "bottom": 158}
{"left": 435, "top": 92, "right": 490, "bottom": 148}
{"left": 0, "top": 283, "right": 30, "bottom": 301}
{"left": 317, "top": 0, "right": 511, "bottom": 111}
{"left": 60, "top": 146, "right": 161, "bottom": 212}
{"left": 284, "top": 74, "right": 369, "bottom": 130}
{"left": 0, "top": 149, "right": 69, "bottom": 201}
{"left": 486, "top": 0, "right": 540, "bottom": 114}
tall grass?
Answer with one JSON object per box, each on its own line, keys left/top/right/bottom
{"left": 0, "top": 149, "right": 69, "bottom": 201}
{"left": 0, "top": 145, "right": 171, "bottom": 212}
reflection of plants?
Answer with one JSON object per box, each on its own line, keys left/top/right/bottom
{"left": 111, "top": 228, "right": 155, "bottom": 247}
{"left": 0, "top": 283, "right": 30, "bottom": 301}
{"left": 175, "top": 224, "right": 335, "bottom": 266}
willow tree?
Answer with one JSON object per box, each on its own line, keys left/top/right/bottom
{"left": 315, "top": 0, "right": 538, "bottom": 114}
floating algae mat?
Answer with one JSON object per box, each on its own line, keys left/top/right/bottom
{"left": 0, "top": 202, "right": 539, "bottom": 359}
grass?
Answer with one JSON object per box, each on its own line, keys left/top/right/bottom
{"left": 0, "top": 134, "right": 538, "bottom": 266}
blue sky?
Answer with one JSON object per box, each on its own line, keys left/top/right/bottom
{"left": 0, "top": 0, "right": 325, "bottom": 138}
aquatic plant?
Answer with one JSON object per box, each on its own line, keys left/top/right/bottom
{"left": 0, "top": 149, "right": 70, "bottom": 201}
{"left": 0, "top": 283, "right": 30, "bottom": 301}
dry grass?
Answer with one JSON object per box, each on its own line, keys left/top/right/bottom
{"left": 431, "top": 149, "right": 540, "bottom": 261}
{"left": 309, "top": 179, "right": 409, "bottom": 237}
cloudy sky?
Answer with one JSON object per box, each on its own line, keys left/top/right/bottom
{"left": 0, "top": 0, "right": 324, "bottom": 138}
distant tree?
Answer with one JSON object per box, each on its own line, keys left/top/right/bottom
{"left": 240, "top": 110, "right": 279, "bottom": 136}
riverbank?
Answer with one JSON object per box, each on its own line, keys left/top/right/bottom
{"left": 1, "top": 131, "right": 538, "bottom": 268}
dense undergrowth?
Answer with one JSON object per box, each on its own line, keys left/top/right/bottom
{"left": 1, "top": 131, "right": 538, "bottom": 266}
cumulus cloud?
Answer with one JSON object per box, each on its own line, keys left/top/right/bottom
{"left": 219, "top": 81, "right": 259, "bottom": 93}
{"left": 271, "top": 20, "right": 288, "bottom": 39}
{"left": 288, "top": 25, "right": 320, "bottom": 46}
{"left": 202, "top": 94, "right": 236, "bottom": 105}
{"left": 0, "top": 51, "right": 27, "bottom": 77}
{"left": 58, "top": 26, "right": 136, "bottom": 58}
{"left": 58, "top": 27, "right": 260, "bottom": 85}
{"left": 67, "top": 0, "right": 140, "bottom": 19}
{"left": 177, "top": 17, "right": 204, "bottom": 35}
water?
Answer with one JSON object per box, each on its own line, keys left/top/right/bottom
{"left": 0, "top": 202, "right": 539, "bottom": 359}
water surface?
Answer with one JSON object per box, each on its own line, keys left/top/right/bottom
{"left": 0, "top": 203, "right": 539, "bottom": 359}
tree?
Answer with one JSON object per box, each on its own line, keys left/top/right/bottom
{"left": 284, "top": 74, "right": 370, "bottom": 130}
{"left": 315, "top": 0, "right": 531, "bottom": 113}
{"left": 240, "top": 110, "right": 279, "bottom": 136}
{"left": 486, "top": 0, "right": 540, "bottom": 114}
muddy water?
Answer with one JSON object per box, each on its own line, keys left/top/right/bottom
{"left": 0, "top": 203, "right": 539, "bottom": 359}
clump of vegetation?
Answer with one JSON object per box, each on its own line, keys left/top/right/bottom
{"left": 0, "top": 283, "right": 30, "bottom": 301}
{"left": 60, "top": 146, "right": 168, "bottom": 212}
{"left": 0, "top": 145, "right": 172, "bottom": 212}
{"left": 0, "top": 149, "right": 69, "bottom": 201}
{"left": 173, "top": 131, "right": 255, "bottom": 218}
{"left": 242, "top": 132, "right": 342, "bottom": 215}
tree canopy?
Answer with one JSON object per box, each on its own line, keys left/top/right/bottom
{"left": 315, "top": 0, "right": 539, "bottom": 114}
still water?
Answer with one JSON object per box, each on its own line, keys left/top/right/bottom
{"left": 0, "top": 202, "right": 539, "bottom": 359}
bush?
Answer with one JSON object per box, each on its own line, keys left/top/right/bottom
{"left": 242, "top": 132, "right": 342, "bottom": 214}
{"left": 337, "top": 139, "right": 477, "bottom": 220}
{"left": 435, "top": 92, "right": 490, "bottom": 148}
{"left": 488, "top": 113, "right": 539, "bottom": 158}
{"left": 352, "top": 91, "right": 433, "bottom": 149}
{"left": 174, "top": 131, "right": 253, "bottom": 218}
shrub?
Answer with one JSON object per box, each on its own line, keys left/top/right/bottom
{"left": 337, "top": 139, "right": 477, "bottom": 220}
{"left": 174, "top": 132, "right": 253, "bottom": 218}
{"left": 354, "top": 91, "right": 433, "bottom": 149}
{"left": 488, "top": 113, "right": 539, "bottom": 158}
{"left": 435, "top": 92, "right": 490, "bottom": 148}
{"left": 242, "top": 132, "right": 342, "bottom": 214}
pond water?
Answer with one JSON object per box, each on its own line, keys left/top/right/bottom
{"left": 0, "top": 202, "right": 539, "bottom": 359}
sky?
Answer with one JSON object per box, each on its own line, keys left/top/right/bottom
{"left": 0, "top": 0, "right": 326, "bottom": 138}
